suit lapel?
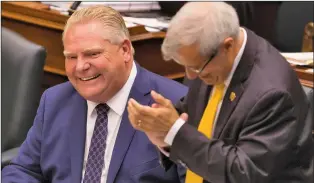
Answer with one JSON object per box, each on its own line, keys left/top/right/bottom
{"left": 213, "top": 83, "right": 244, "bottom": 138}
{"left": 68, "top": 92, "right": 87, "bottom": 183}
{"left": 107, "top": 65, "right": 152, "bottom": 183}
{"left": 213, "top": 28, "right": 256, "bottom": 138}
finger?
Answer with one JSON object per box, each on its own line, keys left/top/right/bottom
{"left": 151, "top": 103, "right": 161, "bottom": 108}
{"left": 129, "top": 98, "right": 152, "bottom": 115}
{"left": 129, "top": 102, "right": 159, "bottom": 123}
{"left": 140, "top": 107, "right": 178, "bottom": 132}
{"left": 127, "top": 108, "right": 139, "bottom": 128}
{"left": 128, "top": 106, "right": 150, "bottom": 129}
{"left": 137, "top": 117, "right": 167, "bottom": 132}
{"left": 128, "top": 104, "right": 162, "bottom": 131}
{"left": 127, "top": 102, "right": 140, "bottom": 120}
{"left": 128, "top": 99, "right": 171, "bottom": 132}
{"left": 133, "top": 113, "right": 169, "bottom": 132}
{"left": 180, "top": 112, "right": 189, "bottom": 121}
{"left": 128, "top": 105, "right": 150, "bottom": 130}
{"left": 128, "top": 99, "right": 147, "bottom": 118}
{"left": 151, "top": 90, "right": 172, "bottom": 107}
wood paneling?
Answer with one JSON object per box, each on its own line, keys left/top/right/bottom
{"left": 1, "top": 2, "right": 185, "bottom": 92}
{"left": 1, "top": 2, "right": 312, "bottom": 90}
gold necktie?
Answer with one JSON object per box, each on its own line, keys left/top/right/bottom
{"left": 185, "top": 84, "right": 225, "bottom": 183}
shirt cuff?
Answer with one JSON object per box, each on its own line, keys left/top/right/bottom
{"left": 164, "top": 118, "right": 186, "bottom": 146}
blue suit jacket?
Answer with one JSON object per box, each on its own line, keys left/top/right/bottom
{"left": 2, "top": 65, "right": 188, "bottom": 183}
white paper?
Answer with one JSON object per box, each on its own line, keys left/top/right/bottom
{"left": 125, "top": 22, "right": 137, "bottom": 28}
{"left": 305, "top": 68, "right": 314, "bottom": 73}
{"left": 281, "top": 52, "right": 313, "bottom": 65}
{"left": 123, "top": 16, "right": 169, "bottom": 31}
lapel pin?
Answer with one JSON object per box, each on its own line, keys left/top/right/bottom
{"left": 229, "top": 92, "right": 236, "bottom": 102}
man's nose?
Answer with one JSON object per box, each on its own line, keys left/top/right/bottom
{"left": 76, "top": 57, "right": 90, "bottom": 71}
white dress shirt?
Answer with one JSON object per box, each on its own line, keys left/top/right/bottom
{"left": 164, "top": 28, "right": 248, "bottom": 148}
{"left": 81, "top": 62, "right": 137, "bottom": 183}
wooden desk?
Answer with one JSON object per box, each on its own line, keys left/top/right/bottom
{"left": 1, "top": 2, "right": 312, "bottom": 90}
{"left": 1, "top": 2, "right": 185, "bottom": 93}
{"left": 292, "top": 66, "right": 313, "bottom": 88}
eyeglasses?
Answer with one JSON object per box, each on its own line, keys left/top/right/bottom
{"left": 188, "top": 50, "right": 217, "bottom": 75}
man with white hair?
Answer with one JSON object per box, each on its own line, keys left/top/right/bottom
{"left": 2, "top": 6, "right": 187, "bottom": 183}
{"left": 128, "top": 2, "right": 313, "bottom": 183}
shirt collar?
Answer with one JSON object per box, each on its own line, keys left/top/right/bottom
{"left": 224, "top": 27, "right": 247, "bottom": 88}
{"left": 86, "top": 61, "right": 137, "bottom": 117}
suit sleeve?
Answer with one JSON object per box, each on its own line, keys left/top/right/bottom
{"left": 169, "top": 90, "right": 299, "bottom": 183}
{"left": 2, "top": 92, "right": 47, "bottom": 183}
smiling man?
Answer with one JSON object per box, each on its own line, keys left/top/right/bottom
{"left": 127, "top": 2, "right": 313, "bottom": 183}
{"left": 2, "top": 6, "right": 187, "bottom": 183}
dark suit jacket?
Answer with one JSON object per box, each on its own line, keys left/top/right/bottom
{"left": 2, "top": 65, "right": 188, "bottom": 183}
{"left": 163, "top": 29, "right": 313, "bottom": 183}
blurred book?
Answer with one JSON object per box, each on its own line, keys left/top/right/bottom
{"left": 281, "top": 52, "right": 313, "bottom": 66}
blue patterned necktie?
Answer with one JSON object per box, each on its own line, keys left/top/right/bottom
{"left": 83, "top": 103, "right": 110, "bottom": 183}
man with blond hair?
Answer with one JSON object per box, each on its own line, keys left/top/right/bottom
{"left": 2, "top": 6, "right": 187, "bottom": 183}
{"left": 128, "top": 2, "right": 313, "bottom": 183}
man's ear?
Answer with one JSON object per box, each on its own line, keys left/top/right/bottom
{"left": 222, "top": 37, "right": 234, "bottom": 52}
{"left": 121, "top": 39, "right": 132, "bottom": 63}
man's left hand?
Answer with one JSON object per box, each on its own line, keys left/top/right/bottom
{"left": 127, "top": 90, "right": 179, "bottom": 135}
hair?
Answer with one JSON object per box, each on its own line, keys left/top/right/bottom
{"left": 63, "top": 5, "right": 135, "bottom": 55}
{"left": 161, "top": 2, "right": 240, "bottom": 63}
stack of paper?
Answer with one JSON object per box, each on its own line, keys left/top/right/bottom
{"left": 123, "top": 16, "right": 169, "bottom": 32}
{"left": 281, "top": 52, "right": 313, "bottom": 66}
